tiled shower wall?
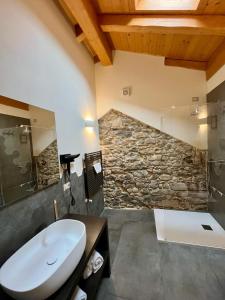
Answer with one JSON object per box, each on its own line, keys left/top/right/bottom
{"left": 207, "top": 80, "right": 225, "bottom": 229}
{"left": 99, "top": 109, "right": 208, "bottom": 210}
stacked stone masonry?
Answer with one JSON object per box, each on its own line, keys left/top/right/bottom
{"left": 36, "top": 140, "right": 60, "bottom": 189}
{"left": 99, "top": 109, "right": 208, "bottom": 210}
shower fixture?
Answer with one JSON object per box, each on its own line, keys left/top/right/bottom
{"left": 23, "top": 125, "right": 31, "bottom": 134}
{"left": 19, "top": 124, "right": 31, "bottom": 134}
{"left": 191, "top": 97, "right": 200, "bottom": 116}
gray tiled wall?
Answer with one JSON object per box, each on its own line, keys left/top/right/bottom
{"left": 0, "top": 172, "right": 104, "bottom": 266}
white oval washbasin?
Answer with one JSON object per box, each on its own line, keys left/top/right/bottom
{"left": 0, "top": 219, "right": 86, "bottom": 300}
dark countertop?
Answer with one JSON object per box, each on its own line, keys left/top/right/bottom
{"left": 0, "top": 213, "right": 108, "bottom": 300}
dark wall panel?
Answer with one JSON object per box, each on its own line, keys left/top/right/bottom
{"left": 207, "top": 80, "right": 225, "bottom": 228}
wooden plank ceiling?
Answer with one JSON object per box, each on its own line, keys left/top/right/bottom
{"left": 58, "top": 0, "right": 225, "bottom": 79}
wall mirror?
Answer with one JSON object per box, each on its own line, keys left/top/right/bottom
{"left": 0, "top": 95, "right": 60, "bottom": 208}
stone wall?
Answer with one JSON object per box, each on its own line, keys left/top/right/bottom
{"left": 36, "top": 140, "right": 60, "bottom": 189}
{"left": 99, "top": 109, "right": 208, "bottom": 211}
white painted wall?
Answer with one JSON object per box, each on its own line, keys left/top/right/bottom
{"left": 0, "top": 103, "right": 57, "bottom": 156}
{"left": 0, "top": 0, "right": 99, "bottom": 175}
{"left": 95, "top": 51, "right": 207, "bottom": 149}
{"left": 29, "top": 105, "right": 56, "bottom": 156}
{"left": 207, "top": 64, "right": 225, "bottom": 93}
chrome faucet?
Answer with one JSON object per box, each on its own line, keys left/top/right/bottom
{"left": 53, "top": 199, "right": 59, "bottom": 221}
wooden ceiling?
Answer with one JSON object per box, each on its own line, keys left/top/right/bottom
{"left": 92, "top": 0, "right": 225, "bottom": 14}
{"left": 58, "top": 0, "right": 225, "bottom": 79}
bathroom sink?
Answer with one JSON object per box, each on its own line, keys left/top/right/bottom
{"left": 0, "top": 219, "right": 86, "bottom": 300}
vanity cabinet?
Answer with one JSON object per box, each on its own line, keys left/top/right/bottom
{"left": 0, "top": 214, "right": 111, "bottom": 300}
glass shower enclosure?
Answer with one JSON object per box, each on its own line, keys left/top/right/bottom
{"left": 0, "top": 125, "right": 36, "bottom": 206}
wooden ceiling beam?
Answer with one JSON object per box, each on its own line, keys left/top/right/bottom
{"left": 100, "top": 15, "right": 225, "bottom": 36}
{"left": 83, "top": 39, "right": 96, "bottom": 57}
{"left": 0, "top": 95, "right": 29, "bottom": 111}
{"left": 74, "top": 24, "right": 86, "bottom": 43}
{"left": 165, "top": 58, "right": 207, "bottom": 71}
{"left": 58, "top": 0, "right": 78, "bottom": 25}
{"left": 76, "top": 32, "right": 86, "bottom": 43}
{"left": 206, "top": 39, "right": 225, "bottom": 80}
{"left": 62, "top": 0, "right": 112, "bottom": 65}
{"left": 74, "top": 24, "right": 99, "bottom": 63}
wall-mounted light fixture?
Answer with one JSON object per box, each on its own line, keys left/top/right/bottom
{"left": 84, "top": 120, "right": 95, "bottom": 128}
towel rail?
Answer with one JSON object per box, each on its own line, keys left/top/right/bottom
{"left": 84, "top": 151, "right": 103, "bottom": 200}
{"left": 208, "top": 160, "right": 225, "bottom": 165}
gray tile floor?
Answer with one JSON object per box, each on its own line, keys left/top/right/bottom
{"left": 96, "top": 209, "right": 225, "bottom": 300}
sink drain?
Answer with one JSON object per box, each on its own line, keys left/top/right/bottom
{"left": 47, "top": 258, "right": 57, "bottom": 265}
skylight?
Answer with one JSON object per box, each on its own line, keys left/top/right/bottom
{"left": 136, "top": 0, "right": 200, "bottom": 11}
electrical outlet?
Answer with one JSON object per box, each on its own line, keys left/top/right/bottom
{"left": 63, "top": 182, "right": 70, "bottom": 192}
